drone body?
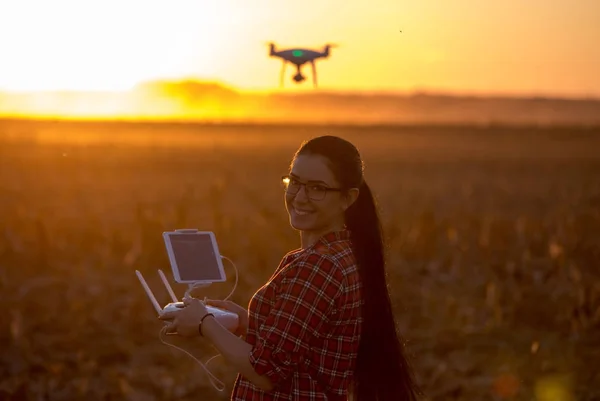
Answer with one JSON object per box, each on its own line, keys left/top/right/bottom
{"left": 267, "top": 43, "right": 336, "bottom": 88}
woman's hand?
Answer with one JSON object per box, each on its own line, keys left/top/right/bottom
{"left": 205, "top": 299, "right": 249, "bottom": 337}
{"left": 159, "top": 297, "right": 209, "bottom": 337}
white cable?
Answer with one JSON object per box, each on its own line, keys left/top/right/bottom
{"left": 183, "top": 255, "right": 238, "bottom": 301}
{"left": 159, "top": 326, "right": 226, "bottom": 392}
{"left": 158, "top": 255, "right": 239, "bottom": 393}
{"left": 220, "top": 255, "right": 238, "bottom": 302}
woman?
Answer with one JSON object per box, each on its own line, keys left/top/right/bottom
{"left": 160, "top": 135, "right": 420, "bottom": 400}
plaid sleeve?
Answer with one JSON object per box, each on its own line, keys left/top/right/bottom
{"left": 249, "top": 253, "right": 344, "bottom": 386}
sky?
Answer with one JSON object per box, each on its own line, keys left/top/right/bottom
{"left": 0, "top": 0, "right": 599, "bottom": 97}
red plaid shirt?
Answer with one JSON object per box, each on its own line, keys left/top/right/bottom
{"left": 231, "top": 230, "right": 363, "bottom": 401}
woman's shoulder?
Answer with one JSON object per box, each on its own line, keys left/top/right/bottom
{"left": 278, "top": 231, "right": 356, "bottom": 277}
{"left": 296, "top": 241, "right": 356, "bottom": 276}
{"left": 311, "top": 232, "right": 356, "bottom": 267}
{"left": 271, "top": 248, "right": 304, "bottom": 274}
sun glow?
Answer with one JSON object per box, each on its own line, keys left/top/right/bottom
{"left": 0, "top": 0, "right": 598, "bottom": 121}
{"left": 0, "top": 0, "right": 238, "bottom": 92}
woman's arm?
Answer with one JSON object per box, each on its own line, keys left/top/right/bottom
{"left": 204, "top": 299, "right": 249, "bottom": 338}
{"left": 161, "top": 253, "right": 343, "bottom": 392}
{"left": 201, "top": 315, "right": 274, "bottom": 391}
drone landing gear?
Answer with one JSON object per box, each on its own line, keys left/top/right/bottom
{"left": 280, "top": 61, "right": 286, "bottom": 88}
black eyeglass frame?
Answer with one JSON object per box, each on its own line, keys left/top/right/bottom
{"left": 281, "top": 175, "right": 344, "bottom": 201}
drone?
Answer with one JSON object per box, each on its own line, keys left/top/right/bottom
{"left": 267, "top": 42, "right": 337, "bottom": 88}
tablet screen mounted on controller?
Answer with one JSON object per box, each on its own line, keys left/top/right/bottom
{"left": 163, "top": 231, "right": 226, "bottom": 284}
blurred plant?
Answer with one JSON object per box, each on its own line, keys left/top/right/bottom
{"left": 1, "top": 122, "right": 599, "bottom": 400}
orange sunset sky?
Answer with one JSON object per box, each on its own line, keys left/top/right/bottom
{"left": 0, "top": 0, "right": 599, "bottom": 98}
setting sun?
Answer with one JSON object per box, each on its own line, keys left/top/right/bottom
{"left": 0, "top": 0, "right": 239, "bottom": 92}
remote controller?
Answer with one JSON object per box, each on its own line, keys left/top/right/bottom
{"left": 160, "top": 301, "right": 239, "bottom": 332}
{"left": 136, "top": 270, "right": 240, "bottom": 333}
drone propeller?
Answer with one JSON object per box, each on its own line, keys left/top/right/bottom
{"left": 265, "top": 41, "right": 278, "bottom": 57}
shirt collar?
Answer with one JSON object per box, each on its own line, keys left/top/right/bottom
{"left": 313, "top": 229, "right": 351, "bottom": 248}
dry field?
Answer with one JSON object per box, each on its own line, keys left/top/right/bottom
{"left": 1, "top": 119, "right": 599, "bottom": 401}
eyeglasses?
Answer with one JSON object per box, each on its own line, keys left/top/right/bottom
{"left": 281, "top": 175, "right": 343, "bottom": 201}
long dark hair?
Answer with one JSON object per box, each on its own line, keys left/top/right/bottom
{"left": 295, "top": 136, "right": 420, "bottom": 401}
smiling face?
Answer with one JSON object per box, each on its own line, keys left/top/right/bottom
{"left": 285, "top": 153, "right": 357, "bottom": 240}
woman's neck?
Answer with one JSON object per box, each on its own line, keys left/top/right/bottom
{"left": 300, "top": 231, "right": 319, "bottom": 249}
{"left": 300, "top": 223, "right": 345, "bottom": 249}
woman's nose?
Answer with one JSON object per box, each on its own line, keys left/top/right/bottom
{"left": 294, "top": 185, "right": 309, "bottom": 201}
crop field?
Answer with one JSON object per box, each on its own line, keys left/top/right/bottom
{"left": 1, "top": 119, "right": 599, "bottom": 400}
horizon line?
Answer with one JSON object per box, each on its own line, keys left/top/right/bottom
{"left": 2, "top": 115, "right": 599, "bottom": 130}
{"left": 0, "top": 78, "right": 598, "bottom": 102}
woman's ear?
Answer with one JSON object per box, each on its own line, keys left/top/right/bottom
{"left": 342, "top": 188, "right": 360, "bottom": 212}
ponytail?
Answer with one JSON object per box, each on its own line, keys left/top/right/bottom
{"left": 346, "top": 181, "right": 420, "bottom": 401}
